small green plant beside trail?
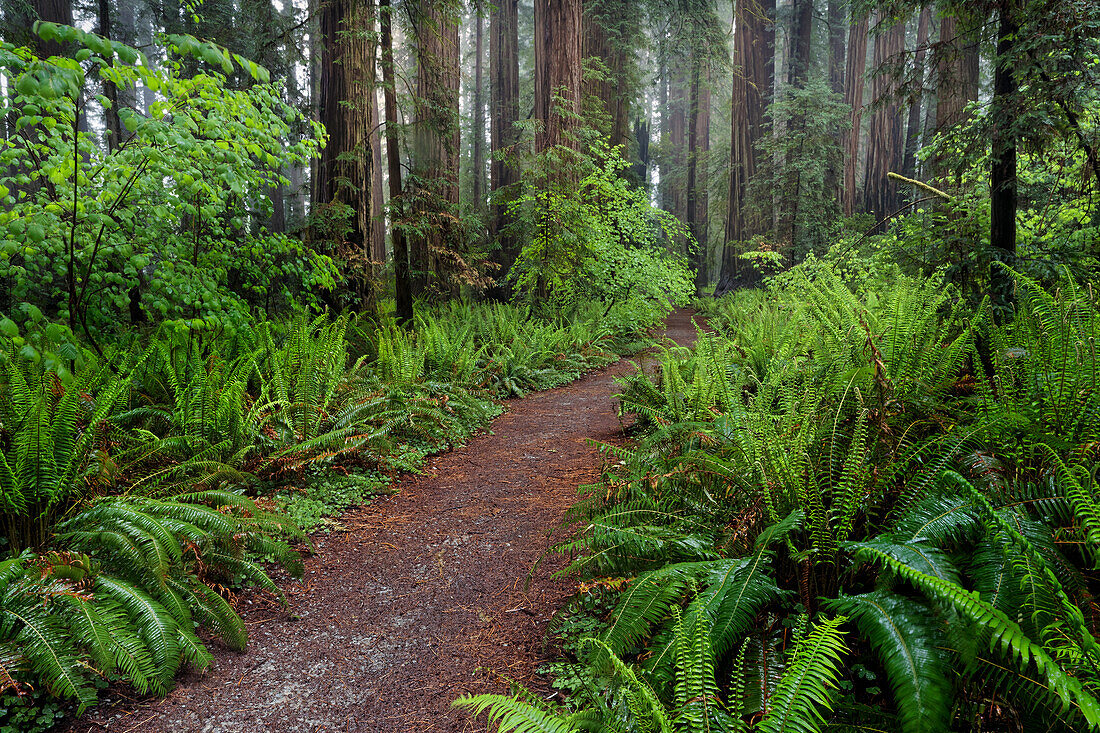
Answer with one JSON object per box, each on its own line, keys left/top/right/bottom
{"left": 0, "top": 291, "right": 672, "bottom": 727}
{"left": 458, "top": 264, "right": 1100, "bottom": 732}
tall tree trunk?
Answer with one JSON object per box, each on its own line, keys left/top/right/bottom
{"left": 669, "top": 68, "right": 688, "bottom": 242}
{"left": 285, "top": 50, "right": 308, "bottom": 224}
{"left": 534, "top": 0, "right": 583, "bottom": 154}
{"left": 472, "top": 1, "right": 486, "bottom": 209}
{"left": 380, "top": 0, "right": 412, "bottom": 321}
{"left": 411, "top": 2, "right": 461, "bottom": 296}
{"left": 717, "top": 0, "right": 774, "bottom": 294}
{"left": 697, "top": 67, "right": 711, "bottom": 285}
{"left": 990, "top": 0, "right": 1017, "bottom": 317}
{"left": 827, "top": 0, "right": 845, "bottom": 94}
{"left": 934, "top": 10, "right": 979, "bottom": 183}
{"left": 862, "top": 14, "right": 904, "bottom": 223}
{"left": 841, "top": 11, "right": 868, "bottom": 216}
{"left": 787, "top": 0, "right": 813, "bottom": 87}
{"left": 489, "top": 0, "right": 520, "bottom": 298}
{"left": 582, "top": 0, "right": 633, "bottom": 151}
{"left": 686, "top": 48, "right": 705, "bottom": 292}
{"left": 31, "top": 0, "right": 73, "bottom": 57}
{"left": 97, "top": 0, "right": 122, "bottom": 153}
{"left": 316, "top": 0, "right": 378, "bottom": 308}
{"left": 370, "top": 87, "right": 386, "bottom": 262}
{"left": 657, "top": 50, "right": 670, "bottom": 210}
{"left": 901, "top": 6, "right": 931, "bottom": 181}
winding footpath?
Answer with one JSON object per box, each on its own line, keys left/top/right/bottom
{"left": 68, "top": 309, "right": 699, "bottom": 733}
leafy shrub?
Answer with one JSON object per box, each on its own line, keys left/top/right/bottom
{"left": 0, "top": 25, "right": 334, "bottom": 338}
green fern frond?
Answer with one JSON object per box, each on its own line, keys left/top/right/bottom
{"left": 758, "top": 615, "right": 848, "bottom": 733}
{"left": 827, "top": 591, "right": 951, "bottom": 733}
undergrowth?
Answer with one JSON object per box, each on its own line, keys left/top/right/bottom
{"left": 458, "top": 265, "right": 1100, "bottom": 732}
{"left": 0, "top": 295, "right": 669, "bottom": 727}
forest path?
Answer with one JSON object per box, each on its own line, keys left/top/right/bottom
{"left": 68, "top": 309, "right": 699, "bottom": 733}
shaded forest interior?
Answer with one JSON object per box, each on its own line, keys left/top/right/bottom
{"left": 1, "top": 0, "right": 1100, "bottom": 730}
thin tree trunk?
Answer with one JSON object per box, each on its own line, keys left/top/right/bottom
{"left": 380, "top": 0, "right": 412, "bottom": 321}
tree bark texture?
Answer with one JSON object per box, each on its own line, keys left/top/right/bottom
{"left": 489, "top": 0, "right": 520, "bottom": 297}
{"left": 472, "top": 1, "right": 486, "bottom": 208}
{"left": 717, "top": 0, "right": 774, "bottom": 294}
{"left": 582, "top": 0, "right": 636, "bottom": 151}
{"left": 841, "top": 11, "right": 868, "bottom": 216}
{"left": 862, "top": 14, "right": 905, "bottom": 223}
{"left": 317, "top": 0, "right": 379, "bottom": 307}
{"left": 901, "top": 6, "right": 931, "bottom": 181}
{"left": 411, "top": 2, "right": 461, "bottom": 294}
{"left": 686, "top": 49, "right": 705, "bottom": 291}
{"left": 933, "top": 9, "right": 980, "bottom": 183}
{"left": 827, "top": 0, "right": 845, "bottom": 94}
{"left": 787, "top": 0, "right": 813, "bottom": 88}
{"left": 380, "top": 0, "right": 412, "bottom": 321}
{"left": 534, "top": 0, "right": 583, "bottom": 153}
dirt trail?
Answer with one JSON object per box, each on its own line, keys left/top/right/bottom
{"left": 68, "top": 309, "right": 699, "bottom": 733}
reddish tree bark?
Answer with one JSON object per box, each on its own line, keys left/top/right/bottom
{"left": 841, "top": 12, "right": 868, "bottom": 216}
{"left": 862, "top": 14, "right": 905, "bottom": 222}
{"left": 716, "top": 0, "right": 774, "bottom": 294}
{"left": 534, "top": 0, "right": 583, "bottom": 154}
{"left": 489, "top": 0, "right": 520, "bottom": 296}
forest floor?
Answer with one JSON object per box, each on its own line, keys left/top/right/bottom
{"left": 65, "top": 309, "right": 698, "bottom": 733}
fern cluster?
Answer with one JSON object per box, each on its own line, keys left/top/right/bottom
{"left": 0, "top": 294, "right": 669, "bottom": 722}
{"left": 464, "top": 269, "right": 1100, "bottom": 732}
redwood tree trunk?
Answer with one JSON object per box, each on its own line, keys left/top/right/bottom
{"left": 582, "top": 0, "right": 633, "bottom": 150}
{"left": 862, "top": 14, "right": 905, "bottom": 223}
{"left": 827, "top": 0, "right": 845, "bottom": 94}
{"left": 534, "top": 0, "right": 583, "bottom": 154}
{"left": 934, "top": 10, "right": 980, "bottom": 183}
{"left": 472, "top": 1, "right": 486, "bottom": 208}
{"left": 317, "top": 0, "right": 378, "bottom": 308}
{"left": 380, "top": 0, "right": 412, "bottom": 321}
{"left": 787, "top": 0, "right": 813, "bottom": 87}
{"left": 32, "top": 0, "right": 73, "bottom": 57}
{"left": 901, "top": 6, "right": 931, "bottom": 181}
{"left": 411, "top": 2, "right": 461, "bottom": 295}
{"left": 990, "top": 0, "right": 1018, "bottom": 317}
{"left": 686, "top": 48, "right": 705, "bottom": 292}
{"left": 489, "top": 0, "right": 520, "bottom": 298}
{"left": 716, "top": 0, "right": 774, "bottom": 294}
{"left": 841, "top": 12, "right": 868, "bottom": 216}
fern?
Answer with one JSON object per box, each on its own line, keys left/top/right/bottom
{"left": 758, "top": 615, "right": 848, "bottom": 733}
{"left": 827, "top": 591, "right": 951, "bottom": 733}
{"left": 852, "top": 542, "right": 1100, "bottom": 726}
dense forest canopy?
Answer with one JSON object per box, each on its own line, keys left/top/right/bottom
{"left": 1, "top": 0, "right": 1100, "bottom": 730}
